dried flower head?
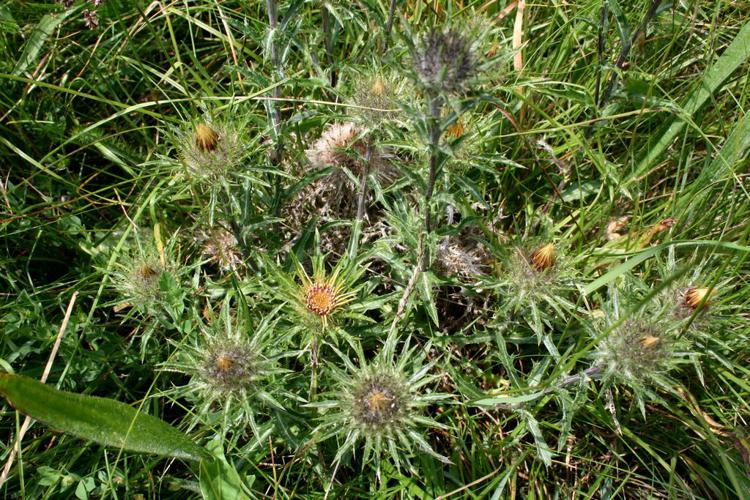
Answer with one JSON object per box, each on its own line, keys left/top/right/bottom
{"left": 684, "top": 287, "right": 716, "bottom": 310}
{"left": 529, "top": 243, "right": 556, "bottom": 272}
{"left": 82, "top": 9, "right": 99, "bottom": 29}
{"left": 306, "top": 122, "right": 373, "bottom": 173}
{"left": 198, "top": 227, "right": 242, "bottom": 271}
{"left": 195, "top": 123, "right": 220, "bottom": 152}
{"left": 413, "top": 28, "right": 477, "bottom": 93}
{"left": 284, "top": 123, "right": 395, "bottom": 252}
{"left": 312, "top": 339, "right": 450, "bottom": 472}
{"left": 435, "top": 235, "right": 491, "bottom": 280}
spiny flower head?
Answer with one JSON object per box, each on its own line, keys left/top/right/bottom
{"left": 160, "top": 303, "right": 283, "bottom": 435}
{"left": 589, "top": 284, "right": 695, "bottom": 400}
{"left": 267, "top": 243, "right": 368, "bottom": 334}
{"left": 200, "top": 338, "right": 257, "bottom": 395}
{"left": 349, "top": 70, "right": 408, "bottom": 124}
{"left": 194, "top": 123, "right": 220, "bottom": 152}
{"left": 110, "top": 228, "right": 176, "bottom": 316}
{"left": 311, "top": 337, "right": 450, "bottom": 472}
{"left": 413, "top": 28, "right": 477, "bottom": 93}
{"left": 595, "top": 319, "right": 669, "bottom": 383}
{"left": 178, "top": 119, "right": 245, "bottom": 181}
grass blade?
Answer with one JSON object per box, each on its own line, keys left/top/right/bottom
{"left": 630, "top": 20, "right": 750, "bottom": 183}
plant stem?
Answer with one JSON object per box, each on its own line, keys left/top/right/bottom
{"left": 355, "top": 142, "right": 372, "bottom": 223}
{"left": 310, "top": 336, "right": 319, "bottom": 400}
{"left": 420, "top": 92, "right": 443, "bottom": 272}
{"left": 586, "top": 0, "right": 662, "bottom": 139}
{"left": 321, "top": 4, "right": 336, "bottom": 88}
{"left": 385, "top": 0, "right": 397, "bottom": 46}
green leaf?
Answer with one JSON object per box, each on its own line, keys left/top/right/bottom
{"left": 0, "top": 373, "right": 209, "bottom": 462}
{"left": 13, "top": 12, "right": 72, "bottom": 76}
{"left": 584, "top": 240, "right": 750, "bottom": 295}
{"left": 473, "top": 391, "right": 545, "bottom": 406}
{"left": 630, "top": 20, "right": 750, "bottom": 184}
{"left": 200, "top": 439, "right": 254, "bottom": 500}
{"left": 419, "top": 271, "right": 439, "bottom": 327}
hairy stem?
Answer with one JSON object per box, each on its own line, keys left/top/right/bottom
{"left": 421, "top": 93, "right": 443, "bottom": 269}
{"left": 355, "top": 142, "right": 372, "bottom": 222}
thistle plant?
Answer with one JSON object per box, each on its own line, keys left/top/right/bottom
{"left": 492, "top": 240, "right": 582, "bottom": 347}
{"left": 177, "top": 119, "right": 246, "bottom": 183}
{"left": 410, "top": 26, "right": 479, "bottom": 244}
{"left": 160, "top": 301, "right": 284, "bottom": 440}
{"left": 588, "top": 284, "right": 695, "bottom": 406}
{"left": 311, "top": 336, "right": 451, "bottom": 475}
{"left": 109, "top": 227, "right": 179, "bottom": 318}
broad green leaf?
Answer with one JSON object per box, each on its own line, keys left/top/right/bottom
{"left": 0, "top": 373, "right": 209, "bottom": 462}
{"left": 630, "top": 20, "right": 750, "bottom": 183}
{"left": 200, "top": 439, "right": 254, "bottom": 500}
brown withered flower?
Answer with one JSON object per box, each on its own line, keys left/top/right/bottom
{"left": 684, "top": 287, "right": 716, "bottom": 310}
{"left": 529, "top": 243, "right": 556, "bottom": 272}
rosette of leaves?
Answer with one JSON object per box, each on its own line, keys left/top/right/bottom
{"left": 160, "top": 298, "right": 286, "bottom": 443}
{"left": 310, "top": 335, "right": 451, "bottom": 474}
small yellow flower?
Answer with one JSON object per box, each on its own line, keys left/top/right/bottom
{"left": 529, "top": 243, "right": 556, "bottom": 271}
{"left": 195, "top": 123, "right": 220, "bottom": 152}
{"left": 684, "top": 287, "right": 715, "bottom": 310}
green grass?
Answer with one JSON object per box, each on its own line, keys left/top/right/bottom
{"left": 1, "top": 0, "right": 749, "bottom": 498}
